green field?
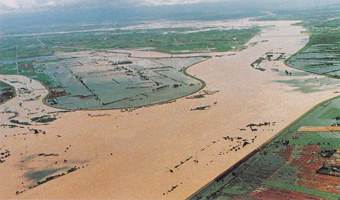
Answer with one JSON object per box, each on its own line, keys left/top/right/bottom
{"left": 0, "top": 27, "right": 260, "bottom": 61}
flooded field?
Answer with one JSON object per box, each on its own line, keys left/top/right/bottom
{"left": 0, "top": 51, "right": 208, "bottom": 110}
{"left": 287, "top": 44, "right": 340, "bottom": 76}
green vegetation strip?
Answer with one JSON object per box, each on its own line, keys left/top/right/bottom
{"left": 319, "top": 108, "right": 340, "bottom": 119}
{"left": 265, "top": 180, "right": 340, "bottom": 200}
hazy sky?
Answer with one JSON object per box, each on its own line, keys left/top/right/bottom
{"left": 0, "top": 0, "right": 231, "bottom": 13}
{"left": 1, "top": 0, "right": 338, "bottom": 14}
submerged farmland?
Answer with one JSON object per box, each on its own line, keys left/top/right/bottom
{"left": 0, "top": 51, "right": 208, "bottom": 110}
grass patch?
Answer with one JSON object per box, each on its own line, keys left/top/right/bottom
{"left": 319, "top": 108, "right": 340, "bottom": 119}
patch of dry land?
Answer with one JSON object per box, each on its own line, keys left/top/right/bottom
{"left": 1, "top": 20, "right": 340, "bottom": 199}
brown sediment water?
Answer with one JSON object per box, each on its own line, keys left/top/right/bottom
{"left": 0, "top": 20, "right": 340, "bottom": 199}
